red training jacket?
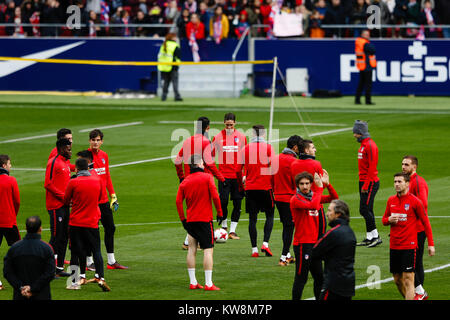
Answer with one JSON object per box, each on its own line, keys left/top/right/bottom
{"left": 0, "top": 173, "right": 20, "bottom": 228}
{"left": 44, "top": 155, "right": 71, "bottom": 210}
{"left": 357, "top": 137, "right": 379, "bottom": 190}
{"left": 290, "top": 185, "right": 338, "bottom": 245}
{"left": 175, "top": 133, "right": 225, "bottom": 182}
{"left": 272, "top": 152, "right": 297, "bottom": 202}
{"left": 382, "top": 192, "right": 434, "bottom": 250}
{"left": 290, "top": 157, "right": 324, "bottom": 192}
{"left": 88, "top": 148, "right": 114, "bottom": 204}
{"left": 235, "top": 140, "right": 274, "bottom": 191}
{"left": 409, "top": 172, "right": 429, "bottom": 233}
{"left": 176, "top": 170, "right": 223, "bottom": 222}
{"left": 64, "top": 174, "right": 105, "bottom": 229}
{"left": 212, "top": 129, "right": 247, "bottom": 179}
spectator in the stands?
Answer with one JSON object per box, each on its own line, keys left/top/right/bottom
{"left": 198, "top": 0, "right": 213, "bottom": 36}
{"left": 419, "top": 0, "right": 438, "bottom": 37}
{"left": 116, "top": 8, "right": 131, "bottom": 36}
{"left": 165, "top": 0, "right": 179, "bottom": 23}
{"left": 111, "top": 0, "right": 123, "bottom": 14}
{"left": 133, "top": 9, "right": 149, "bottom": 37}
{"left": 186, "top": 12, "right": 206, "bottom": 40}
{"left": 350, "top": 0, "right": 368, "bottom": 37}
{"left": 309, "top": 8, "right": 325, "bottom": 38}
{"left": 406, "top": 0, "right": 420, "bottom": 24}
{"left": 323, "top": 0, "right": 347, "bottom": 37}
{"left": 147, "top": 3, "right": 165, "bottom": 37}
{"left": 177, "top": 7, "right": 190, "bottom": 38}
{"left": 209, "top": 5, "right": 229, "bottom": 43}
{"left": 234, "top": 11, "right": 249, "bottom": 38}
{"left": 296, "top": 4, "right": 311, "bottom": 37}
{"left": 184, "top": 0, "right": 198, "bottom": 14}
{"left": 88, "top": 10, "right": 101, "bottom": 37}
{"left": 138, "top": 0, "right": 148, "bottom": 14}
{"left": 435, "top": 0, "right": 450, "bottom": 38}
{"left": 40, "top": 0, "right": 63, "bottom": 37}
{"left": 6, "top": 6, "right": 26, "bottom": 37}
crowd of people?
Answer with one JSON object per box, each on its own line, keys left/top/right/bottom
{"left": 0, "top": 0, "right": 449, "bottom": 38}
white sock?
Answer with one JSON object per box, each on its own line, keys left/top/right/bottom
{"left": 230, "top": 222, "right": 238, "bottom": 233}
{"left": 184, "top": 234, "right": 189, "bottom": 246}
{"left": 107, "top": 253, "right": 116, "bottom": 265}
{"left": 0, "top": 280, "right": 3, "bottom": 286}
{"left": 263, "top": 241, "right": 269, "bottom": 248}
{"left": 221, "top": 219, "right": 228, "bottom": 229}
{"left": 205, "top": 270, "right": 213, "bottom": 287}
{"left": 188, "top": 268, "right": 197, "bottom": 285}
{"left": 415, "top": 285, "right": 425, "bottom": 295}
{"left": 366, "top": 232, "right": 373, "bottom": 241}
{"left": 371, "top": 229, "right": 379, "bottom": 239}
{"left": 286, "top": 252, "right": 292, "bottom": 259}
{"left": 252, "top": 247, "right": 258, "bottom": 254}
{"left": 86, "top": 256, "right": 94, "bottom": 265}
{"left": 280, "top": 255, "right": 286, "bottom": 261}
{"left": 80, "top": 273, "right": 86, "bottom": 279}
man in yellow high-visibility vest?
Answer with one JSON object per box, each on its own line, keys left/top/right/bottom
{"left": 355, "top": 29, "right": 377, "bottom": 105}
{"left": 158, "top": 33, "right": 183, "bottom": 101}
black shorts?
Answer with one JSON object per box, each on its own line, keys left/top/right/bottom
{"left": 69, "top": 225, "right": 101, "bottom": 257}
{"left": 186, "top": 221, "right": 214, "bottom": 250}
{"left": 245, "top": 190, "right": 274, "bottom": 214}
{"left": 390, "top": 249, "right": 416, "bottom": 274}
{"left": 0, "top": 225, "right": 21, "bottom": 247}
{"left": 219, "top": 178, "right": 244, "bottom": 201}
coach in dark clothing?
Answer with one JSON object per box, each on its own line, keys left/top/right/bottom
{"left": 312, "top": 200, "right": 356, "bottom": 300}
{"left": 3, "top": 216, "right": 55, "bottom": 300}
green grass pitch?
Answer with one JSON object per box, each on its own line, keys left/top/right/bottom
{"left": 0, "top": 94, "right": 449, "bottom": 300}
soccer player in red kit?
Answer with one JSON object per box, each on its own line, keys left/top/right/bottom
{"left": 235, "top": 125, "right": 275, "bottom": 257}
{"left": 382, "top": 173, "right": 435, "bottom": 300}
{"left": 64, "top": 158, "right": 110, "bottom": 291}
{"left": 401, "top": 155, "right": 429, "bottom": 300}
{"left": 48, "top": 128, "right": 75, "bottom": 172}
{"left": 290, "top": 139, "right": 327, "bottom": 238}
{"left": 88, "top": 129, "right": 126, "bottom": 270}
{"left": 176, "top": 155, "right": 223, "bottom": 291}
{"left": 44, "top": 138, "right": 72, "bottom": 277}
{"left": 272, "top": 135, "right": 302, "bottom": 265}
{"left": 212, "top": 113, "right": 247, "bottom": 239}
{"left": 290, "top": 171, "right": 338, "bottom": 300}
{"left": 0, "top": 155, "right": 21, "bottom": 291}
{"left": 353, "top": 120, "right": 382, "bottom": 248}
{"left": 175, "top": 117, "right": 225, "bottom": 249}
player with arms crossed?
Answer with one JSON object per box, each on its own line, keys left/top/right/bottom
{"left": 176, "top": 155, "right": 223, "bottom": 291}
{"left": 382, "top": 173, "right": 435, "bottom": 300}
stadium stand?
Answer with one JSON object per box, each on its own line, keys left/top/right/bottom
{"left": 0, "top": 0, "right": 449, "bottom": 38}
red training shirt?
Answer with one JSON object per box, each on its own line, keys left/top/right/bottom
{"left": 88, "top": 148, "right": 114, "bottom": 204}
{"left": 64, "top": 174, "right": 105, "bottom": 229}
{"left": 212, "top": 129, "right": 247, "bottom": 179}
{"left": 382, "top": 192, "right": 434, "bottom": 250}
{"left": 409, "top": 172, "right": 429, "bottom": 233}
{"left": 235, "top": 140, "right": 274, "bottom": 191}
{"left": 357, "top": 137, "right": 379, "bottom": 190}
{"left": 290, "top": 157, "right": 324, "bottom": 192}
{"left": 175, "top": 133, "right": 225, "bottom": 182}
{"left": 290, "top": 185, "right": 338, "bottom": 245}
{"left": 0, "top": 173, "right": 20, "bottom": 228}
{"left": 44, "top": 155, "right": 71, "bottom": 210}
{"left": 176, "top": 170, "right": 223, "bottom": 222}
{"left": 272, "top": 152, "right": 297, "bottom": 202}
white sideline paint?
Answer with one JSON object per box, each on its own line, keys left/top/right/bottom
{"left": 11, "top": 127, "right": 352, "bottom": 171}
{"left": 158, "top": 120, "right": 250, "bottom": 125}
{"left": 279, "top": 122, "right": 347, "bottom": 127}
{"left": 0, "top": 121, "right": 144, "bottom": 144}
{"left": 79, "top": 121, "right": 143, "bottom": 132}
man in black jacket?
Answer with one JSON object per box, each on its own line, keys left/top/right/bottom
{"left": 3, "top": 216, "right": 55, "bottom": 300}
{"left": 312, "top": 199, "right": 356, "bottom": 300}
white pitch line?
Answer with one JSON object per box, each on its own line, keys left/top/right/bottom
{"left": 279, "top": 122, "right": 347, "bottom": 127}
{"left": 0, "top": 121, "right": 144, "bottom": 144}
{"left": 158, "top": 121, "right": 250, "bottom": 125}
{"left": 11, "top": 127, "right": 354, "bottom": 171}
{"left": 78, "top": 121, "right": 143, "bottom": 133}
